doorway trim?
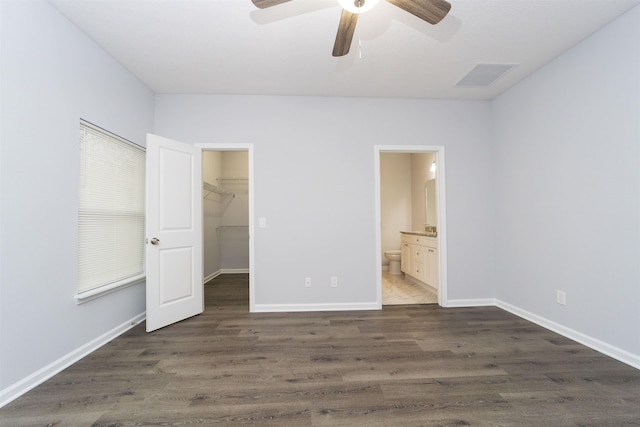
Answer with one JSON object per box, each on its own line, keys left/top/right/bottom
{"left": 196, "top": 143, "right": 255, "bottom": 312}
{"left": 374, "top": 145, "right": 448, "bottom": 307}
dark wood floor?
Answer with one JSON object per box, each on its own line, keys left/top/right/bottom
{"left": 2, "top": 274, "right": 640, "bottom": 426}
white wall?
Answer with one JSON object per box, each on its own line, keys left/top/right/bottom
{"left": 380, "top": 153, "right": 412, "bottom": 266}
{"left": 203, "top": 151, "right": 223, "bottom": 279}
{"left": 203, "top": 151, "right": 223, "bottom": 184}
{"left": 219, "top": 152, "right": 249, "bottom": 271}
{"left": 0, "top": 0, "right": 153, "bottom": 397}
{"left": 492, "top": 6, "right": 640, "bottom": 358}
{"left": 155, "top": 95, "right": 495, "bottom": 306}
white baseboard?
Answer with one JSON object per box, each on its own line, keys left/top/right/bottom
{"left": 446, "top": 298, "right": 497, "bottom": 308}
{"left": 221, "top": 268, "right": 249, "bottom": 274}
{"left": 442, "top": 298, "right": 639, "bottom": 370}
{"left": 496, "top": 300, "right": 640, "bottom": 370}
{"left": 204, "top": 269, "right": 249, "bottom": 285}
{"left": 4, "top": 297, "right": 637, "bottom": 409}
{"left": 0, "top": 312, "right": 146, "bottom": 408}
{"left": 203, "top": 270, "right": 222, "bottom": 284}
{"left": 253, "top": 302, "right": 380, "bottom": 313}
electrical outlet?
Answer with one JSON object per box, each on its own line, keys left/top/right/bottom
{"left": 330, "top": 276, "right": 338, "bottom": 288}
{"left": 556, "top": 290, "right": 566, "bottom": 305}
{"left": 305, "top": 277, "right": 312, "bottom": 288}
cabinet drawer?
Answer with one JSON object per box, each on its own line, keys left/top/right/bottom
{"left": 401, "top": 233, "right": 438, "bottom": 247}
{"left": 413, "top": 236, "right": 424, "bottom": 245}
{"left": 414, "top": 261, "right": 427, "bottom": 282}
{"left": 413, "top": 246, "right": 424, "bottom": 259}
{"left": 412, "top": 247, "right": 427, "bottom": 271}
{"left": 422, "top": 237, "right": 437, "bottom": 249}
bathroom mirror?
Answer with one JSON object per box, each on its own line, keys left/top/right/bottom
{"left": 425, "top": 179, "right": 437, "bottom": 227}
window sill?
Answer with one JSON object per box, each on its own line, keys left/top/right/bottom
{"left": 75, "top": 274, "right": 145, "bottom": 304}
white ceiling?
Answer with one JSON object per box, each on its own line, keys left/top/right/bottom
{"left": 51, "top": 0, "right": 639, "bottom": 100}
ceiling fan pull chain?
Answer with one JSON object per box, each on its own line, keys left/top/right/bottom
{"left": 358, "top": 37, "right": 362, "bottom": 59}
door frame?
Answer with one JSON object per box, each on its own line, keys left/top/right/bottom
{"left": 196, "top": 143, "right": 255, "bottom": 312}
{"left": 374, "top": 145, "right": 449, "bottom": 307}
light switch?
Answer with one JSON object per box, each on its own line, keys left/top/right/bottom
{"left": 259, "top": 217, "right": 267, "bottom": 228}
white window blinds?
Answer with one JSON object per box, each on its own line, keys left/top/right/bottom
{"left": 78, "top": 121, "right": 145, "bottom": 297}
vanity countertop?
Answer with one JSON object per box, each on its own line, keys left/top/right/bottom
{"left": 401, "top": 231, "right": 438, "bottom": 238}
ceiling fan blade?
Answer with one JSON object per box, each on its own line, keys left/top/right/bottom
{"left": 251, "top": 0, "right": 294, "bottom": 9}
{"left": 385, "top": 0, "right": 451, "bottom": 25}
{"left": 333, "top": 9, "right": 358, "bottom": 57}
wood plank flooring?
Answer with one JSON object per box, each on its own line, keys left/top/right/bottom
{"left": 2, "top": 274, "right": 640, "bottom": 426}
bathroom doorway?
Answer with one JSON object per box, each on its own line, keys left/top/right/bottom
{"left": 375, "top": 146, "right": 447, "bottom": 307}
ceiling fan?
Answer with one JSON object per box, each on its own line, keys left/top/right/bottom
{"left": 251, "top": 0, "right": 452, "bottom": 57}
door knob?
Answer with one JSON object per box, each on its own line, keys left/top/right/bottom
{"left": 150, "top": 237, "right": 160, "bottom": 245}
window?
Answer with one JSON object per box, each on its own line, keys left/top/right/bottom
{"left": 77, "top": 120, "right": 145, "bottom": 302}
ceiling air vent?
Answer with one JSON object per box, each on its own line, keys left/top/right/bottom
{"left": 456, "top": 63, "right": 517, "bottom": 87}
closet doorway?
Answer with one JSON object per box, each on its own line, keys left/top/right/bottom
{"left": 199, "top": 144, "right": 255, "bottom": 310}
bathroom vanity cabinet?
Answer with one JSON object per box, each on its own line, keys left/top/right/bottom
{"left": 401, "top": 233, "right": 439, "bottom": 290}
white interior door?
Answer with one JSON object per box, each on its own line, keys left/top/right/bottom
{"left": 146, "top": 134, "right": 203, "bottom": 332}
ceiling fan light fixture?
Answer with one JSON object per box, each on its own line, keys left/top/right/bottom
{"left": 337, "top": 0, "right": 380, "bottom": 14}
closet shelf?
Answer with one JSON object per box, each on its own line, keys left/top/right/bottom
{"left": 203, "top": 181, "right": 235, "bottom": 200}
{"left": 216, "top": 177, "right": 248, "bottom": 196}
{"left": 218, "top": 177, "right": 248, "bottom": 182}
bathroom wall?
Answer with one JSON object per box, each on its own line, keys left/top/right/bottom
{"left": 411, "top": 152, "right": 437, "bottom": 232}
{"left": 380, "top": 153, "right": 412, "bottom": 267}
{"left": 380, "top": 152, "right": 437, "bottom": 268}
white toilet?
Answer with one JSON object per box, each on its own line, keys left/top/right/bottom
{"left": 384, "top": 250, "right": 402, "bottom": 275}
